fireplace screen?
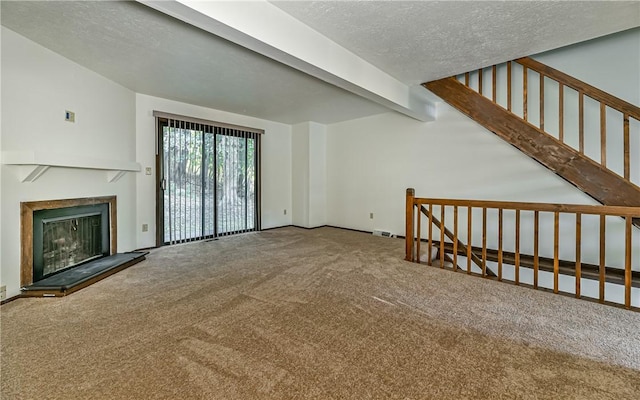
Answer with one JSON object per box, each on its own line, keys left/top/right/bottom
{"left": 32, "top": 203, "right": 110, "bottom": 282}
{"left": 41, "top": 213, "right": 103, "bottom": 276}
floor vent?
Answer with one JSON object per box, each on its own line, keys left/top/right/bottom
{"left": 372, "top": 229, "right": 394, "bottom": 238}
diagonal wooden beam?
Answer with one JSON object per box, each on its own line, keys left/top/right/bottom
{"left": 420, "top": 205, "right": 495, "bottom": 276}
{"left": 424, "top": 77, "right": 640, "bottom": 209}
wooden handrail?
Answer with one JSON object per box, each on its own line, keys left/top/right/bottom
{"left": 405, "top": 188, "right": 640, "bottom": 310}
{"left": 414, "top": 197, "right": 640, "bottom": 217}
{"left": 515, "top": 57, "right": 640, "bottom": 121}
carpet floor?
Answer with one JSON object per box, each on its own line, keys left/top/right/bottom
{"left": 1, "top": 226, "right": 640, "bottom": 399}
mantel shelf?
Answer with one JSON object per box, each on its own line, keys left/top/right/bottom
{"left": 1, "top": 151, "right": 141, "bottom": 183}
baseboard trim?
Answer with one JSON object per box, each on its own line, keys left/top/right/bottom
{"left": 260, "top": 224, "right": 294, "bottom": 231}
{"left": 296, "top": 224, "right": 380, "bottom": 235}
{"left": 325, "top": 225, "right": 375, "bottom": 235}
{"left": 262, "top": 224, "right": 326, "bottom": 231}
{"left": 1, "top": 293, "right": 24, "bottom": 305}
{"left": 262, "top": 224, "right": 380, "bottom": 235}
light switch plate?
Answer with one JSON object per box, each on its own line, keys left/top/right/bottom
{"left": 65, "top": 110, "right": 75, "bottom": 122}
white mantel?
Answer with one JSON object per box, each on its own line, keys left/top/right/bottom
{"left": 1, "top": 151, "right": 141, "bottom": 183}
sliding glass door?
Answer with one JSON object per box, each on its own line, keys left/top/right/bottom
{"left": 156, "top": 116, "right": 260, "bottom": 246}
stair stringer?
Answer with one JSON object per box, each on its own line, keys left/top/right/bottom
{"left": 424, "top": 77, "right": 640, "bottom": 209}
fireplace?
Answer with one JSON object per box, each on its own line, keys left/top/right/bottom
{"left": 19, "top": 196, "right": 148, "bottom": 297}
{"left": 21, "top": 196, "right": 117, "bottom": 286}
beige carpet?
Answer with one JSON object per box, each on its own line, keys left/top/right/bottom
{"left": 2, "top": 226, "right": 640, "bottom": 399}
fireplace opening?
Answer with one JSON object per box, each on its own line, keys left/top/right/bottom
{"left": 33, "top": 204, "right": 110, "bottom": 282}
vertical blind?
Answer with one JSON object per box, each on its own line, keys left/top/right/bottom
{"left": 154, "top": 111, "right": 261, "bottom": 245}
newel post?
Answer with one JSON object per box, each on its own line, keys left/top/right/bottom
{"left": 405, "top": 188, "right": 415, "bottom": 261}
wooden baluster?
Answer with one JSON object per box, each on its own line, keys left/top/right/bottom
{"left": 498, "top": 209, "right": 503, "bottom": 281}
{"left": 440, "top": 206, "right": 446, "bottom": 268}
{"left": 507, "top": 61, "right": 512, "bottom": 112}
{"left": 600, "top": 103, "right": 607, "bottom": 167}
{"left": 534, "top": 211, "right": 539, "bottom": 289}
{"left": 579, "top": 92, "right": 584, "bottom": 153}
{"left": 467, "top": 206, "right": 472, "bottom": 274}
{"left": 575, "top": 213, "right": 582, "bottom": 299}
{"left": 453, "top": 206, "right": 458, "bottom": 271}
{"left": 624, "top": 113, "right": 630, "bottom": 181}
{"left": 478, "top": 68, "right": 483, "bottom": 96}
{"left": 492, "top": 65, "right": 497, "bottom": 103}
{"left": 405, "top": 188, "right": 415, "bottom": 261}
{"left": 624, "top": 216, "right": 632, "bottom": 309}
{"left": 482, "top": 208, "right": 487, "bottom": 277}
{"left": 515, "top": 210, "right": 520, "bottom": 285}
{"left": 539, "top": 74, "right": 545, "bottom": 131}
{"left": 416, "top": 204, "right": 422, "bottom": 264}
{"left": 428, "top": 204, "right": 433, "bottom": 266}
{"left": 465, "top": 72, "right": 470, "bottom": 87}
{"left": 559, "top": 84, "right": 564, "bottom": 142}
{"left": 599, "top": 215, "right": 606, "bottom": 303}
{"left": 553, "top": 211, "right": 560, "bottom": 293}
{"left": 523, "top": 67, "right": 528, "bottom": 121}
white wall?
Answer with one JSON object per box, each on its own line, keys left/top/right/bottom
{"left": 0, "top": 27, "right": 4, "bottom": 297}
{"left": 291, "top": 121, "right": 326, "bottom": 228}
{"left": 308, "top": 122, "right": 327, "bottom": 227}
{"left": 534, "top": 27, "right": 640, "bottom": 105}
{"left": 291, "top": 123, "right": 310, "bottom": 226}
{"left": 326, "top": 107, "right": 596, "bottom": 234}
{"left": 1, "top": 28, "right": 137, "bottom": 298}
{"left": 135, "top": 94, "right": 292, "bottom": 249}
{"left": 326, "top": 105, "right": 638, "bottom": 269}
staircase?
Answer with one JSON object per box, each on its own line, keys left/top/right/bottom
{"left": 405, "top": 60, "right": 640, "bottom": 310}
{"left": 423, "top": 57, "right": 640, "bottom": 210}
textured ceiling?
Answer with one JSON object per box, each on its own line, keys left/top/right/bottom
{"left": 2, "top": 1, "right": 639, "bottom": 124}
{"left": 272, "top": 1, "right": 640, "bottom": 84}
{"left": 0, "top": 0, "right": 389, "bottom": 124}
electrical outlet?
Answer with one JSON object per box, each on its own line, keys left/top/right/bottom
{"left": 145, "top": 167, "right": 152, "bottom": 175}
{"left": 142, "top": 224, "right": 148, "bottom": 232}
{"left": 0, "top": 285, "right": 6, "bottom": 301}
{"left": 284, "top": 209, "right": 287, "bottom": 215}
{"left": 370, "top": 212, "right": 374, "bottom": 219}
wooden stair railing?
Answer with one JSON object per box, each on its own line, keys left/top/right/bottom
{"left": 423, "top": 57, "right": 640, "bottom": 211}
{"left": 405, "top": 188, "right": 640, "bottom": 310}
